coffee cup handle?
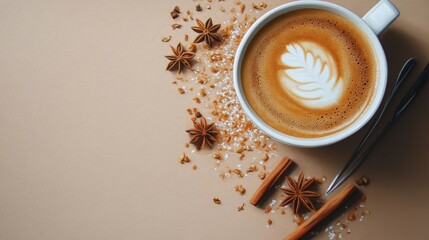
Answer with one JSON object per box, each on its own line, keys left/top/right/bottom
{"left": 362, "top": 0, "right": 400, "bottom": 36}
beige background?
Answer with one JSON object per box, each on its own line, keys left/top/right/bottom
{"left": 1, "top": 0, "right": 428, "bottom": 239}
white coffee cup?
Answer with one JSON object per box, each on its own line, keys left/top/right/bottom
{"left": 233, "top": 0, "right": 399, "bottom": 147}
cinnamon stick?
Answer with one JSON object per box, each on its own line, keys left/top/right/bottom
{"left": 250, "top": 157, "right": 293, "bottom": 206}
{"left": 284, "top": 184, "right": 358, "bottom": 240}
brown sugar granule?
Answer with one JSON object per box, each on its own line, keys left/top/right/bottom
{"left": 210, "top": 67, "right": 219, "bottom": 73}
{"left": 177, "top": 87, "right": 185, "bottom": 94}
{"left": 235, "top": 185, "right": 246, "bottom": 195}
{"left": 171, "top": 23, "right": 181, "bottom": 30}
{"left": 184, "top": 143, "right": 189, "bottom": 148}
{"left": 237, "top": 203, "right": 245, "bottom": 212}
{"left": 252, "top": 2, "right": 267, "bottom": 10}
{"left": 361, "top": 210, "right": 370, "bottom": 216}
{"left": 236, "top": 146, "right": 244, "bottom": 153}
{"left": 240, "top": 4, "right": 245, "bottom": 14}
{"left": 244, "top": 145, "right": 253, "bottom": 151}
{"left": 186, "top": 108, "right": 193, "bottom": 115}
{"left": 170, "top": 6, "right": 180, "bottom": 19}
{"left": 220, "top": 7, "right": 225, "bottom": 12}
{"left": 196, "top": 4, "right": 202, "bottom": 12}
{"left": 267, "top": 219, "right": 273, "bottom": 225}
{"left": 347, "top": 212, "right": 357, "bottom": 221}
{"left": 193, "top": 97, "right": 201, "bottom": 103}
{"left": 179, "top": 153, "right": 191, "bottom": 164}
{"left": 294, "top": 215, "right": 305, "bottom": 226}
{"left": 162, "top": 36, "right": 172, "bottom": 42}
{"left": 184, "top": 34, "right": 189, "bottom": 41}
{"left": 264, "top": 206, "right": 272, "bottom": 213}
{"left": 198, "top": 78, "right": 207, "bottom": 84}
{"left": 171, "top": 11, "right": 179, "bottom": 19}
{"left": 188, "top": 43, "right": 197, "bottom": 53}
{"left": 316, "top": 176, "right": 326, "bottom": 184}
{"left": 210, "top": 53, "right": 223, "bottom": 62}
{"left": 234, "top": 36, "right": 243, "bottom": 47}
{"left": 280, "top": 209, "right": 286, "bottom": 215}
{"left": 262, "top": 153, "right": 269, "bottom": 162}
{"left": 206, "top": 4, "right": 211, "bottom": 10}
{"left": 356, "top": 176, "right": 369, "bottom": 186}
{"left": 199, "top": 89, "right": 207, "bottom": 97}
{"left": 246, "top": 164, "right": 258, "bottom": 172}
{"left": 212, "top": 152, "right": 222, "bottom": 160}
{"left": 182, "top": 17, "right": 189, "bottom": 22}
{"left": 233, "top": 169, "right": 244, "bottom": 177}
{"left": 195, "top": 112, "right": 202, "bottom": 118}
{"left": 192, "top": 165, "right": 197, "bottom": 170}
{"left": 213, "top": 197, "right": 221, "bottom": 205}
{"left": 258, "top": 171, "right": 266, "bottom": 180}
{"left": 174, "top": 6, "right": 181, "bottom": 13}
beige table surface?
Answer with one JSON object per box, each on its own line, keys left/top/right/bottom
{"left": 1, "top": 0, "right": 429, "bottom": 239}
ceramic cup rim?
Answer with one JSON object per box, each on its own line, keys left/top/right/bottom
{"left": 233, "top": 0, "right": 388, "bottom": 147}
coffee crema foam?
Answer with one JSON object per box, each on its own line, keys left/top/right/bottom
{"left": 242, "top": 9, "right": 377, "bottom": 138}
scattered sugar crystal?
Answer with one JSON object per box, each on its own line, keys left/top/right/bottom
{"left": 169, "top": 4, "right": 371, "bottom": 239}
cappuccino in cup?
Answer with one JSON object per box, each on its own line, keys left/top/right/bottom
{"left": 241, "top": 9, "right": 377, "bottom": 138}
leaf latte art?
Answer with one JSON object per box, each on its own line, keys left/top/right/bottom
{"left": 279, "top": 43, "right": 343, "bottom": 109}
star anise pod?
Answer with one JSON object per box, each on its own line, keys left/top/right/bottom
{"left": 165, "top": 43, "right": 195, "bottom": 74}
{"left": 279, "top": 173, "right": 321, "bottom": 214}
{"left": 191, "top": 18, "right": 222, "bottom": 46}
{"left": 186, "top": 116, "right": 219, "bottom": 150}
